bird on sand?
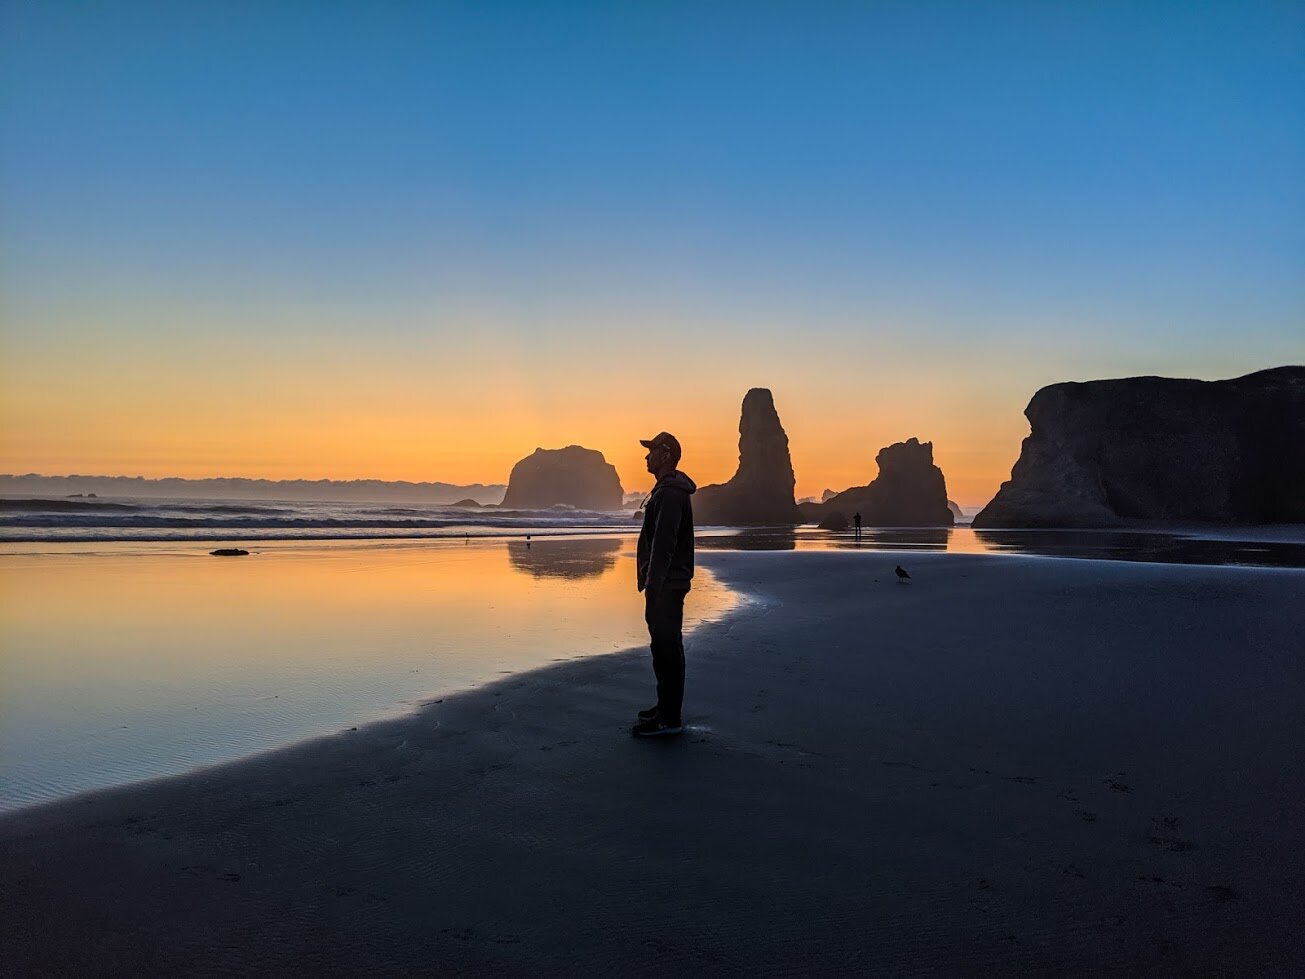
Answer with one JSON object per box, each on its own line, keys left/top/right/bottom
{"left": 895, "top": 565, "right": 911, "bottom": 581}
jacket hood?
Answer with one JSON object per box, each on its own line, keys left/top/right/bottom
{"left": 656, "top": 470, "right": 696, "bottom": 494}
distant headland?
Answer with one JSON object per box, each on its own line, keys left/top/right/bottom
{"left": 0, "top": 475, "right": 508, "bottom": 506}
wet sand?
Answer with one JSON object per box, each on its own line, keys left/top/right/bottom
{"left": 3, "top": 551, "right": 1303, "bottom": 974}
{"left": 0, "top": 537, "right": 735, "bottom": 811}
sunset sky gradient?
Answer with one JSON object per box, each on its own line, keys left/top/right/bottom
{"left": 2, "top": 2, "right": 1302, "bottom": 506}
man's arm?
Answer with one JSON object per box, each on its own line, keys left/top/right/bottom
{"left": 644, "top": 488, "right": 684, "bottom": 593}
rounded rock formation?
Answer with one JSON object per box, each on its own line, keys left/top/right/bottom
{"left": 819, "top": 438, "right": 954, "bottom": 527}
{"left": 500, "top": 446, "right": 624, "bottom": 511}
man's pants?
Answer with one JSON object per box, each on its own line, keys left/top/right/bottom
{"left": 644, "top": 586, "right": 688, "bottom": 724}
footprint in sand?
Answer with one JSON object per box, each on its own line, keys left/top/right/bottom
{"left": 1136, "top": 874, "right": 1182, "bottom": 889}
{"left": 1148, "top": 815, "right": 1197, "bottom": 852}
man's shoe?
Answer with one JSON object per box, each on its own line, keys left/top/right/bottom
{"left": 631, "top": 718, "right": 683, "bottom": 738}
{"left": 637, "top": 705, "right": 660, "bottom": 721}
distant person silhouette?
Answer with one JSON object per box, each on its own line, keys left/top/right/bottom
{"left": 632, "top": 431, "right": 696, "bottom": 737}
{"left": 853, "top": 511, "right": 862, "bottom": 540}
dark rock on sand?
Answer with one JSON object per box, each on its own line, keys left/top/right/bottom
{"left": 448, "top": 498, "right": 482, "bottom": 508}
{"left": 210, "top": 548, "right": 250, "bottom": 557}
{"left": 695, "top": 388, "right": 801, "bottom": 525}
{"left": 819, "top": 438, "right": 954, "bottom": 527}
{"left": 974, "top": 366, "right": 1305, "bottom": 528}
{"left": 817, "top": 510, "right": 849, "bottom": 531}
{"left": 796, "top": 500, "right": 825, "bottom": 523}
{"left": 500, "top": 446, "right": 624, "bottom": 511}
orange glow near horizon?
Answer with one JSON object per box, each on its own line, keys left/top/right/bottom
{"left": 0, "top": 382, "right": 1027, "bottom": 508}
{"left": 0, "top": 321, "right": 1047, "bottom": 507}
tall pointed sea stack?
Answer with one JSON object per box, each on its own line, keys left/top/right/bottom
{"left": 695, "top": 388, "right": 801, "bottom": 525}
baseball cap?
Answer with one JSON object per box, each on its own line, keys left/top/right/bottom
{"left": 639, "top": 431, "right": 681, "bottom": 461}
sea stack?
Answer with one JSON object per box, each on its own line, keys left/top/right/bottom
{"left": 500, "top": 446, "right": 624, "bottom": 511}
{"left": 695, "top": 388, "right": 801, "bottom": 525}
{"left": 973, "top": 366, "right": 1305, "bottom": 527}
{"left": 819, "top": 438, "right": 954, "bottom": 527}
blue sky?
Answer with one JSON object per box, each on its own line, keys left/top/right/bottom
{"left": 2, "top": 2, "right": 1302, "bottom": 501}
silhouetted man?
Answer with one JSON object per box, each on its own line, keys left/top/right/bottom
{"left": 853, "top": 511, "right": 862, "bottom": 540}
{"left": 632, "top": 431, "right": 696, "bottom": 737}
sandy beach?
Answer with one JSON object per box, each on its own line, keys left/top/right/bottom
{"left": 3, "top": 549, "right": 1303, "bottom": 974}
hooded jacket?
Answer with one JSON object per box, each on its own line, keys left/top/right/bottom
{"left": 637, "top": 469, "right": 696, "bottom": 592}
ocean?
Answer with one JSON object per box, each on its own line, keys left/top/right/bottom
{"left": 0, "top": 496, "right": 643, "bottom": 543}
{"left": 4, "top": 494, "right": 1304, "bottom": 565}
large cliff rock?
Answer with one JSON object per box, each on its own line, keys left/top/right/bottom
{"left": 819, "top": 438, "right": 954, "bottom": 527}
{"left": 695, "top": 389, "right": 801, "bottom": 525}
{"left": 973, "top": 367, "right": 1305, "bottom": 528}
{"left": 500, "top": 446, "right": 624, "bottom": 511}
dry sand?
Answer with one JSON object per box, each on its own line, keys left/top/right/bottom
{"left": 3, "top": 550, "right": 1303, "bottom": 974}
